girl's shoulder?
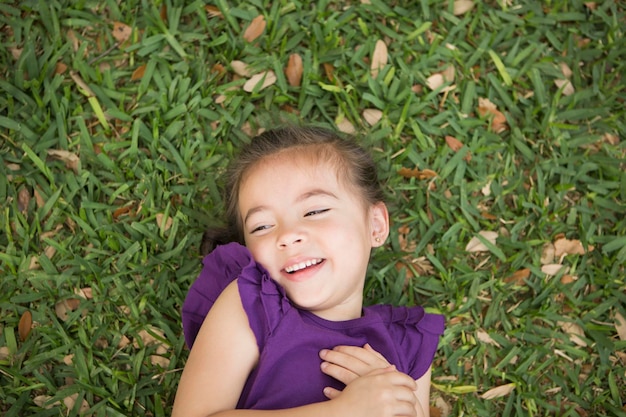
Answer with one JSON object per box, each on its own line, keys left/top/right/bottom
{"left": 366, "top": 304, "right": 445, "bottom": 379}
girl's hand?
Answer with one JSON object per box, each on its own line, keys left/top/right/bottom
{"left": 325, "top": 366, "right": 418, "bottom": 417}
{"left": 320, "top": 343, "right": 391, "bottom": 386}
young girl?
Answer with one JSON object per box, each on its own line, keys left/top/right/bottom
{"left": 172, "top": 126, "right": 445, "bottom": 417}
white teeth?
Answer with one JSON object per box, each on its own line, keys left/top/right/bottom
{"left": 285, "top": 258, "right": 322, "bottom": 273}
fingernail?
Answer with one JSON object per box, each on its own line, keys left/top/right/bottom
{"left": 319, "top": 349, "right": 328, "bottom": 358}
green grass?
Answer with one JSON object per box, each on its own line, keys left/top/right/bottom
{"left": 1, "top": 0, "right": 625, "bottom": 416}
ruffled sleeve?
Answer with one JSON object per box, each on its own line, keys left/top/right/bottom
{"left": 181, "top": 243, "right": 255, "bottom": 348}
{"left": 182, "top": 242, "right": 292, "bottom": 350}
{"left": 369, "top": 305, "right": 445, "bottom": 380}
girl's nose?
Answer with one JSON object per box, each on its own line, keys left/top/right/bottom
{"left": 277, "top": 227, "right": 305, "bottom": 248}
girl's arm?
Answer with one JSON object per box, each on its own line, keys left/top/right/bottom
{"left": 172, "top": 281, "right": 259, "bottom": 416}
{"left": 172, "top": 282, "right": 418, "bottom": 417}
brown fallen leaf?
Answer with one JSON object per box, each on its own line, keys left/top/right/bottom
{"left": 156, "top": 213, "right": 173, "bottom": 231}
{"left": 230, "top": 60, "right": 251, "bottom": 77}
{"left": 55, "top": 298, "right": 81, "bottom": 322}
{"left": 18, "top": 187, "right": 30, "bottom": 213}
{"left": 55, "top": 62, "right": 68, "bottom": 75}
{"left": 205, "top": 5, "right": 223, "bottom": 18}
{"left": 614, "top": 312, "right": 626, "bottom": 341}
{"left": 47, "top": 149, "right": 80, "bottom": 173}
{"left": 285, "top": 53, "right": 303, "bottom": 87}
{"left": 63, "top": 393, "right": 89, "bottom": 414}
{"left": 554, "top": 237, "right": 594, "bottom": 258}
{"left": 541, "top": 264, "right": 567, "bottom": 276}
{"left": 453, "top": 0, "right": 475, "bottom": 16}
{"left": 363, "top": 109, "right": 383, "bottom": 126}
{"left": 243, "top": 15, "right": 266, "bottom": 42}
{"left": 19, "top": 310, "right": 32, "bottom": 341}
{"left": 426, "top": 73, "right": 445, "bottom": 91}
{"left": 34, "top": 187, "right": 45, "bottom": 209}
{"left": 34, "top": 395, "right": 60, "bottom": 409}
{"left": 477, "top": 97, "right": 507, "bottom": 133}
{"left": 323, "top": 62, "right": 335, "bottom": 82}
{"left": 584, "top": 2, "right": 597, "bottom": 10}
{"left": 131, "top": 64, "right": 146, "bottom": 81}
{"left": 554, "top": 79, "right": 575, "bottom": 96}
{"left": 480, "top": 383, "right": 516, "bottom": 400}
{"left": 371, "top": 39, "right": 388, "bottom": 78}
{"left": 445, "top": 135, "right": 471, "bottom": 161}
{"left": 398, "top": 167, "right": 438, "bottom": 180}
{"left": 243, "top": 71, "right": 277, "bottom": 92}
{"left": 476, "top": 329, "right": 500, "bottom": 347}
{"left": 150, "top": 355, "right": 171, "bottom": 368}
{"left": 558, "top": 321, "right": 587, "bottom": 347}
{"left": 504, "top": 268, "right": 531, "bottom": 285}
{"left": 112, "top": 21, "right": 132, "bottom": 43}
{"left": 336, "top": 117, "right": 355, "bottom": 134}
{"left": 465, "top": 231, "right": 498, "bottom": 252}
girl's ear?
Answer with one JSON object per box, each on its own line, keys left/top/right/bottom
{"left": 369, "top": 202, "right": 390, "bottom": 248}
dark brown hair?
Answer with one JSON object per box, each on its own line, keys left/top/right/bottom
{"left": 201, "top": 125, "right": 384, "bottom": 254}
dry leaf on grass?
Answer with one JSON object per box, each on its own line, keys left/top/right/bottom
{"left": 0, "top": 346, "right": 10, "bottom": 361}
{"left": 336, "top": 117, "right": 355, "bottom": 134}
{"left": 541, "top": 264, "right": 567, "bottom": 276}
{"left": 205, "top": 5, "right": 223, "bottom": 18}
{"left": 398, "top": 167, "right": 438, "bottom": 180}
{"left": 477, "top": 97, "right": 507, "bottom": 133}
{"left": 371, "top": 39, "right": 388, "bottom": 78}
{"left": 63, "top": 393, "right": 90, "bottom": 414}
{"left": 18, "top": 187, "right": 30, "bottom": 213}
{"left": 465, "top": 231, "right": 498, "bottom": 252}
{"left": 55, "top": 298, "right": 81, "bottom": 321}
{"left": 363, "top": 108, "right": 383, "bottom": 126}
{"left": 230, "top": 60, "right": 251, "bottom": 77}
{"left": 131, "top": 64, "right": 146, "bottom": 81}
{"left": 285, "top": 53, "right": 303, "bottom": 87}
{"left": 558, "top": 321, "right": 587, "bottom": 347}
{"left": 134, "top": 327, "right": 167, "bottom": 351}
{"left": 554, "top": 237, "right": 594, "bottom": 258}
{"left": 243, "top": 15, "right": 266, "bottom": 42}
{"left": 112, "top": 21, "right": 132, "bottom": 43}
{"left": 151, "top": 355, "right": 171, "bottom": 368}
{"left": 34, "top": 395, "right": 60, "bottom": 409}
{"left": 554, "top": 79, "right": 575, "bottom": 96}
{"left": 47, "top": 149, "right": 79, "bottom": 173}
{"left": 445, "top": 135, "right": 471, "bottom": 161}
{"left": 55, "top": 62, "right": 68, "bottom": 75}
{"left": 427, "top": 66, "right": 455, "bottom": 92}
{"left": 541, "top": 242, "right": 555, "bottom": 264}
{"left": 19, "top": 310, "right": 32, "bottom": 341}
{"left": 559, "top": 62, "right": 573, "bottom": 78}
{"left": 453, "top": 0, "right": 475, "bottom": 15}
{"left": 156, "top": 213, "right": 173, "bottom": 231}
{"left": 34, "top": 188, "right": 46, "bottom": 209}
{"left": 614, "top": 312, "right": 626, "bottom": 341}
{"left": 480, "top": 383, "right": 516, "bottom": 400}
{"left": 243, "top": 71, "right": 277, "bottom": 92}
{"left": 476, "top": 329, "right": 500, "bottom": 347}
{"left": 504, "top": 268, "right": 531, "bottom": 285}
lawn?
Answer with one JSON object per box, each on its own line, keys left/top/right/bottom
{"left": 1, "top": 0, "right": 625, "bottom": 416}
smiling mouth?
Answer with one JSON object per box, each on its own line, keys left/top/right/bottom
{"left": 284, "top": 258, "right": 325, "bottom": 274}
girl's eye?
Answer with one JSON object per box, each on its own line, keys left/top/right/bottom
{"left": 305, "top": 208, "right": 330, "bottom": 217}
{"left": 251, "top": 224, "right": 272, "bottom": 234}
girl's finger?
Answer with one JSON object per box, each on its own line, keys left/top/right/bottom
{"left": 322, "top": 386, "right": 341, "bottom": 400}
{"left": 320, "top": 361, "right": 360, "bottom": 385}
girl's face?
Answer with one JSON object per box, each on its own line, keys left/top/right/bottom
{"left": 238, "top": 152, "right": 389, "bottom": 321}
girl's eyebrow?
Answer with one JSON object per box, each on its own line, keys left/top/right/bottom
{"left": 243, "top": 189, "right": 338, "bottom": 224}
{"left": 296, "top": 188, "right": 338, "bottom": 203}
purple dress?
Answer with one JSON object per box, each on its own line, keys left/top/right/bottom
{"left": 182, "top": 243, "right": 445, "bottom": 410}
